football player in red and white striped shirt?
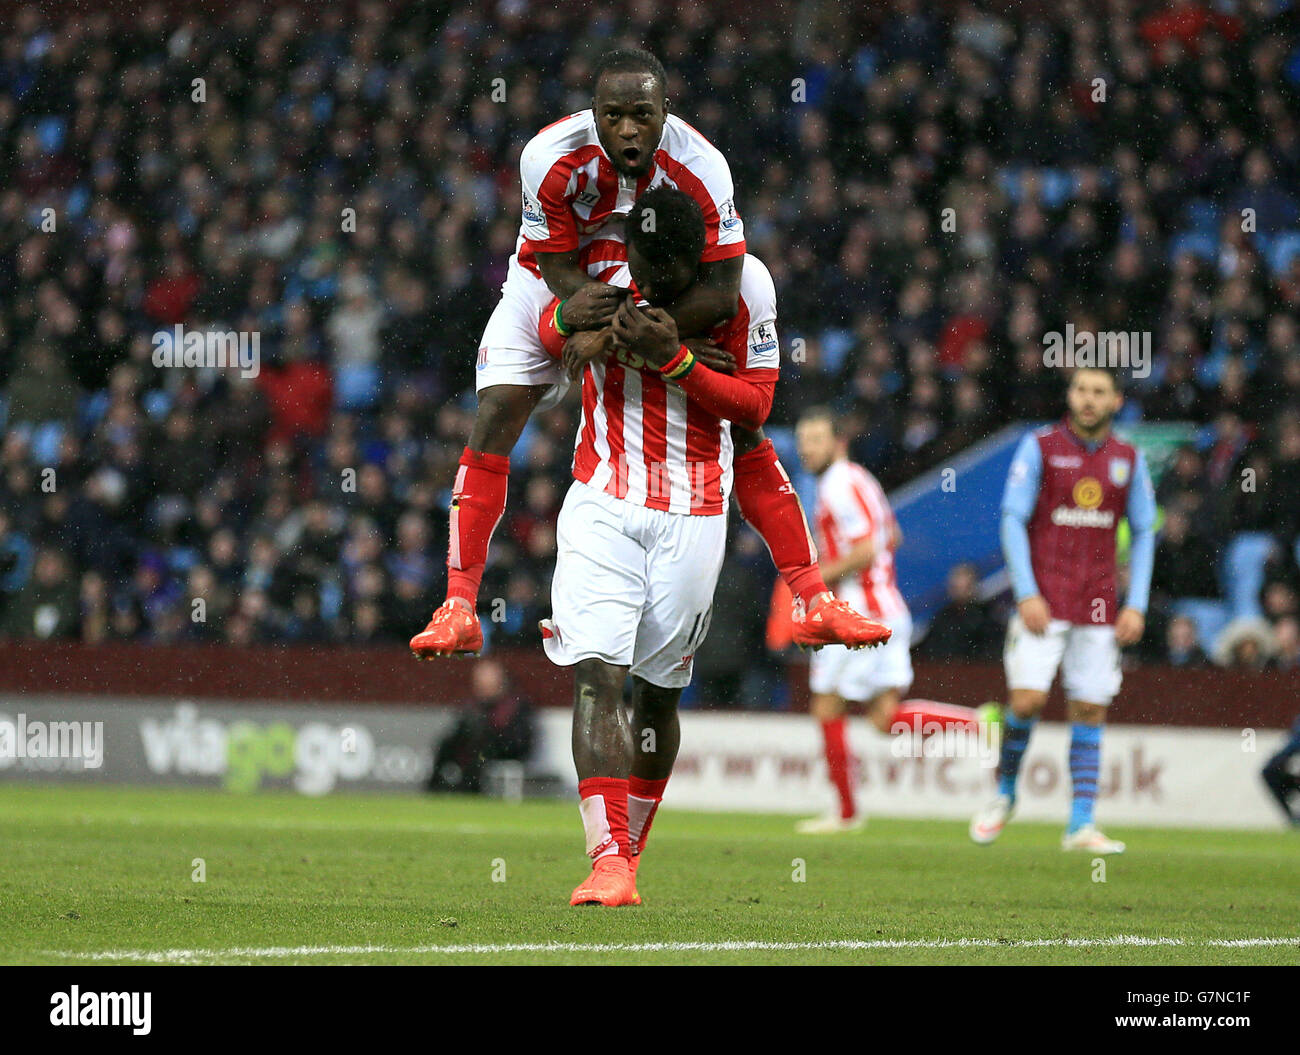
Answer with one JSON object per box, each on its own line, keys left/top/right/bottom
{"left": 794, "top": 407, "right": 986, "bottom": 833}
{"left": 410, "top": 48, "right": 885, "bottom": 660}
{"left": 535, "top": 190, "right": 886, "bottom": 907}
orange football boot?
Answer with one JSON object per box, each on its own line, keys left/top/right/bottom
{"left": 792, "top": 596, "right": 892, "bottom": 651}
{"left": 409, "top": 600, "right": 483, "bottom": 658}
{"left": 569, "top": 855, "right": 640, "bottom": 907}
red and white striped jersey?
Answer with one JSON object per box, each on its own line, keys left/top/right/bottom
{"left": 514, "top": 110, "right": 745, "bottom": 279}
{"left": 812, "top": 459, "right": 908, "bottom": 621}
{"left": 572, "top": 253, "right": 780, "bottom": 516}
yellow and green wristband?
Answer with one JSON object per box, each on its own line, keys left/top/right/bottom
{"left": 554, "top": 298, "right": 573, "bottom": 337}
{"left": 660, "top": 345, "right": 696, "bottom": 380}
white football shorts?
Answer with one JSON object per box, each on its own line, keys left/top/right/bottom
{"left": 476, "top": 256, "right": 570, "bottom": 411}
{"left": 809, "top": 613, "right": 914, "bottom": 702}
{"left": 543, "top": 480, "right": 727, "bottom": 688}
{"left": 1003, "top": 614, "right": 1122, "bottom": 705}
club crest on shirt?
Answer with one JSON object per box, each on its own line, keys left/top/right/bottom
{"left": 1073, "top": 476, "right": 1103, "bottom": 509}
{"left": 1109, "top": 457, "right": 1131, "bottom": 487}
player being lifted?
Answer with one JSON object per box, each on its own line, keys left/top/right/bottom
{"left": 409, "top": 48, "right": 885, "bottom": 658}
{"left": 792, "top": 407, "right": 993, "bottom": 833}
{"left": 537, "top": 188, "right": 798, "bottom": 906}
{"left": 971, "top": 367, "right": 1156, "bottom": 853}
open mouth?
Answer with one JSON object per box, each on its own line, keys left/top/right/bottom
{"left": 621, "top": 147, "right": 642, "bottom": 165}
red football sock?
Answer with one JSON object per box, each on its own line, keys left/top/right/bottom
{"left": 733, "top": 439, "right": 829, "bottom": 609}
{"left": 820, "top": 717, "right": 856, "bottom": 820}
{"left": 892, "top": 699, "right": 978, "bottom": 736}
{"left": 628, "top": 775, "right": 669, "bottom": 856}
{"left": 446, "top": 446, "right": 510, "bottom": 605}
{"left": 578, "top": 777, "right": 631, "bottom": 860}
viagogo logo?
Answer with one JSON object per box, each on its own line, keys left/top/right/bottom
{"left": 223, "top": 719, "right": 377, "bottom": 793}
{"left": 139, "top": 705, "right": 377, "bottom": 794}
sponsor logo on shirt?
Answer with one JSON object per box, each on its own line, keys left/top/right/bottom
{"left": 575, "top": 187, "right": 601, "bottom": 207}
{"left": 1051, "top": 506, "right": 1115, "bottom": 528}
{"left": 1049, "top": 455, "right": 1083, "bottom": 468}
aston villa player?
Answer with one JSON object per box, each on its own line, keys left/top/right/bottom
{"left": 971, "top": 367, "right": 1156, "bottom": 854}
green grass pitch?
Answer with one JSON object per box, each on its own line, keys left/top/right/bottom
{"left": 2, "top": 785, "right": 1297, "bottom": 965}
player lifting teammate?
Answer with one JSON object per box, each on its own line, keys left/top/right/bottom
{"left": 538, "top": 188, "right": 803, "bottom": 906}
{"left": 409, "top": 48, "right": 887, "bottom": 659}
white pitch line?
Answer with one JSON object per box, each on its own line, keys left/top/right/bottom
{"left": 44, "top": 935, "right": 1300, "bottom": 963}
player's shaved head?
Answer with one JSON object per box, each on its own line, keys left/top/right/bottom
{"left": 625, "top": 187, "right": 704, "bottom": 305}
{"left": 627, "top": 188, "right": 705, "bottom": 266}
{"left": 593, "top": 48, "right": 668, "bottom": 178}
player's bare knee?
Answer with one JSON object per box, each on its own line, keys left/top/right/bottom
{"left": 574, "top": 658, "right": 625, "bottom": 710}
{"left": 470, "top": 385, "right": 546, "bottom": 454}
{"left": 630, "top": 677, "right": 680, "bottom": 719}
{"left": 1067, "top": 700, "right": 1107, "bottom": 725}
{"left": 810, "top": 693, "right": 844, "bottom": 721}
{"left": 1009, "top": 690, "right": 1047, "bottom": 720}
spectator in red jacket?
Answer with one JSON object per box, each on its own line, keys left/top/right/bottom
{"left": 142, "top": 251, "right": 202, "bottom": 325}
{"left": 258, "top": 345, "right": 333, "bottom": 446}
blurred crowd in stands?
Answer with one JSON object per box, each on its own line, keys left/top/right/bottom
{"left": 2, "top": 0, "right": 1300, "bottom": 704}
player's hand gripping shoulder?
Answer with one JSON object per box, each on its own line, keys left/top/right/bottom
{"left": 563, "top": 328, "right": 615, "bottom": 381}
{"left": 611, "top": 297, "right": 680, "bottom": 369}
{"left": 561, "top": 282, "right": 623, "bottom": 329}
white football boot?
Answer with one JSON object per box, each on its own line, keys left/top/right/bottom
{"left": 969, "top": 794, "right": 1015, "bottom": 844}
{"left": 1061, "top": 826, "right": 1126, "bottom": 854}
{"left": 795, "top": 813, "right": 866, "bottom": 834}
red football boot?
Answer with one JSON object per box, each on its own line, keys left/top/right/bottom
{"left": 569, "top": 855, "right": 639, "bottom": 907}
{"left": 409, "top": 600, "right": 483, "bottom": 658}
{"left": 792, "top": 596, "right": 892, "bottom": 651}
